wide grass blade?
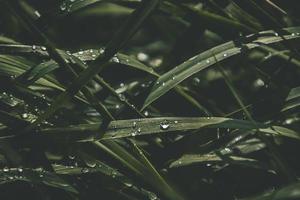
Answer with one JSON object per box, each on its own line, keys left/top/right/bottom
{"left": 35, "top": 117, "right": 300, "bottom": 141}
{"left": 142, "top": 27, "right": 300, "bottom": 110}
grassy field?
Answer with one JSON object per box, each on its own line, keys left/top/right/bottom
{"left": 0, "top": 0, "right": 300, "bottom": 199}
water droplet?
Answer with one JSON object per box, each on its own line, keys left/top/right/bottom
{"left": 150, "top": 58, "right": 162, "bottom": 67}
{"left": 254, "top": 78, "right": 265, "bottom": 87}
{"left": 17, "top": 168, "right": 23, "bottom": 173}
{"left": 118, "top": 94, "right": 126, "bottom": 101}
{"left": 160, "top": 120, "right": 170, "bottom": 130}
{"left": 111, "top": 56, "right": 119, "bottom": 63}
{"left": 292, "top": 33, "right": 296, "bottom": 36}
{"left": 174, "top": 120, "right": 178, "bottom": 124}
{"left": 81, "top": 168, "right": 89, "bottom": 173}
{"left": 115, "top": 104, "right": 120, "bottom": 109}
{"left": 223, "top": 53, "right": 228, "bottom": 57}
{"left": 99, "top": 48, "right": 105, "bottom": 54}
{"left": 41, "top": 46, "right": 47, "bottom": 51}
{"left": 87, "top": 163, "right": 96, "bottom": 168}
{"left": 68, "top": 155, "right": 76, "bottom": 160}
{"left": 3, "top": 167, "right": 9, "bottom": 172}
{"left": 137, "top": 128, "right": 141, "bottom": 133}
{"left": 32, "top": 45, "right": 37, "bottom": 50}
{"left": 274, "top": 32, "right": 279, "bottom": 37}
{"left": 132, "top": 121, "right": 137, "bottom": 128}
{"left": 124, "top": 182, "right": 133, "bottom": 188}
{"left": 111, "top": 171, "right": 117, "bottom": 178}
{"left": 162, "top": 82, "right": 165, "bottom": 86}
{"left": 144, "top": 111, "right": 149, "bottom": 116}
{"left": 206, "top": 59, "right": 210, "bottom": 63}
{"left": 137, "top": 52, "right": 148, "bottom": 61}
{"left": 193, "top": 77, "right": 201, "bottom": 85}
{"left": 172, "top": 76, "right": 176, "bottom": 80}
{"left": 148, "top": 193, "right": 158, "bottom": 200}
{"left": 21, "top": 113, "right": 28, "bottom": 119}
{"left": 131, "top": 131, "right": 137, "bottom": 137}
{"left": 220, "top": 147, "right": 232, "bottom": 155}
{"left": 60, "top": 2, "right": 67, "bottom": 11}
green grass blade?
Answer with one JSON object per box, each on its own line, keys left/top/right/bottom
{"left": 142, "top": 27, "right": 300, "bottom": 110}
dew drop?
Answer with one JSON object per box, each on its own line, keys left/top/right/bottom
{"left": 32, "top": 45, "right": 37, "bottom": 50}
{"left": 68, "top": 155, "right": 76, "bottom": 160}
{"left": 124, "top": 182, "right": 133, "bottom": 188}
{"left": 137, "top": 52, "right": 148, "bottom": 61}
{"left": 60, "top": 2, "right": 67, "bottom": 11}
{"left": 118, "top": 94, "right": 126, "bottom": 101}
{"left": 254, "top": 78, "right": 265, "bottom": 87}
{"left": 17, "top": 168, "right": 23, "bottom": 173}
{"left": 99, "top": 48, "right": 105, "bottom": 54}
{"left": 21, "top": 113, "right": 28, "bottom": 119}
{"left": 41, "top": 46, "right": 47, "bottom": 51}
{"left": 111, "top": 56, "right": 120, "bottom": 63}
{"left": 144, "top": 110, "right": 149, "bottom": 116}
{"left": 223, "top": 53, "right": 227, "bottom": 57}
{"left": 132, "top": 121, "right": 137, "bottom": 128}
{"left": 206, "top": 59, "right": 210, "bottom": 63}
{"left": 81, "top": 168, "right": 89, "bottom": 174}
{"left": 137, "top": 128, "right": 141, "bottom": 133}
{"left": 87, "top": 163, "right": 96, "bottom": 168}
{"left": 160, "top": 120, "right": 170, "bottom": 130}
{"left": 3, "top": 167, "right": 9, "bottom": 172}
{"left": 193, "top": 77, "right": 201, "bottom": 85}
{"left": 131, "top": 131, "right": 137, "bottom": 137}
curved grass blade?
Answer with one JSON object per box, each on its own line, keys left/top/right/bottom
{"left": 0, "top": 55, "right": 65, "bottom": 91}
{"left": 0, "top": 36, "right": 18, "bottom": 44}
{"left": 73, "top": 49, "right": 159, "bottom": 76}
{"left": 142, "top": 27, "right": 300, "bottom": 110}
{"left": 169, "top": 153, "right": 262, "bottom": 169}
{"left": 36, "top": 117, "right": 300, "bottom": 141}
{"left": 242, "top": 181, "right": 300, "bottom": 200}
{"left": 0, "top": 44, "right": 48, "bottom": 57}
{"left": 58, "top": 0, "right": 140, "bottom": 16}
{"left": 94, "top": 141, "right": 184, "bottom": 200}
{"left": 52, "top": 157, "right": 159, "bottom": 199}
{"left": 281, "top": 86, "right": 300, "bottom": 113}
{"left": 0, "top": 167, "right": 78, "bottom": 194}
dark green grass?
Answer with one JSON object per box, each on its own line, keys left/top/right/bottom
{"left": 0, "top": 0, "right": 300, "bottom": 200}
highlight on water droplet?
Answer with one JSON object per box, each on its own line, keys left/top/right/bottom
{"left": 160, "top": 120, "right": 170, "bottom": 130}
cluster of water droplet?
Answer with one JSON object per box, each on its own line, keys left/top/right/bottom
{"left": 73, "top": 48, "right": 105, "bottom": 61}
{"left": 60, "top": 0, "right": 84, "bottom": 12}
